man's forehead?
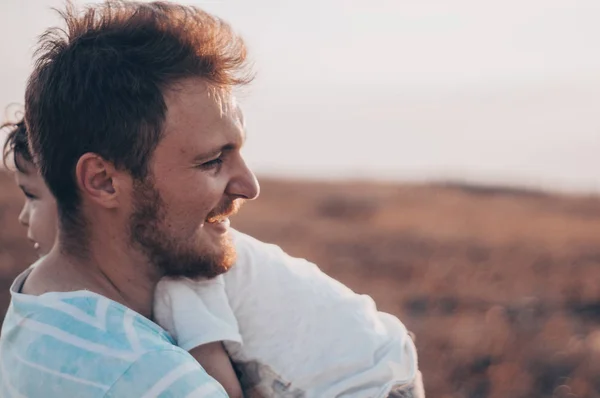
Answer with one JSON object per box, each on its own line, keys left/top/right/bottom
{"left": 214, "top": 91, "right": 243, "bottom": 123}
{"left": 158, "top": 83, "right": 246, "bottom": 156}
{"left": 163, "top": 81, "right": 243, "bottom": 126}
{"left": 213, "top": 94, "right": 245, "bottom": 134}
{"left": 200, "top": 88, "right": 242, "bottom": 123}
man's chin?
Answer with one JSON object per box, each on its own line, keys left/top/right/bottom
{"left": 204, "top": 243, "right": 236, "bottom": 278}
{"left": 162, "top": 238, "right": 236, "bottom": 280}
{"left": 173, "top": 258, "right": 234, "bottom": 280}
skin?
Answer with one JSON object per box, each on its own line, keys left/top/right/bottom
{"left": 13, "top": 156, "right": 244, "bottom": 397}
{"left": 190, "top": 342, "right": 243, "bottom": 398}
{"left": 13, "top": 155, "right": 244, "bottom": 397}
{"left": 14, "top": 156, "right": 58, "bottom": 257}
{"left": 18, "top": 78, "right": 258, "bottom": 397}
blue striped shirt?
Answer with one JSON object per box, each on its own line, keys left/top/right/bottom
{"left": 0, "top": 267, "right": 227, "bottom": 397}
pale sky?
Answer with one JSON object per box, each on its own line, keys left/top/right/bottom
{"left": 1, "top": 0, "right": 600, "bottom": 192}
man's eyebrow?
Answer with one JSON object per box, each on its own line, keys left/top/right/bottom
{"left": 192, "top": 143, "right": 237, "bottom": 163}
{"left": 193, "top": 147, "right": 223, "bottom": 163}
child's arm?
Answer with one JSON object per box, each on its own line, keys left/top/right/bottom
{"left": 154, "top": 277, "right": 245, "bottom": 397}
{"left": 189, "top": 341, "right": 243, "bottom": 398}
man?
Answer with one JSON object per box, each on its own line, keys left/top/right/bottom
{"left": 3, "top": 117, "right": 426, "bottom": 398}
{"left": 0, "top": 1, "right": 257, "bottom": 396}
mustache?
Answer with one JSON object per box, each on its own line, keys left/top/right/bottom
{"left": 206, "top": 198, "right": 244, "bottom": 222}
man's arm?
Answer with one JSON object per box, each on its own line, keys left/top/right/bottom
{"left": 105, "top": 349, "right": 228, "bottom": 397}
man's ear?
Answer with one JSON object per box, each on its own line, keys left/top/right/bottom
{"left": 75, "top": 153, "right": 121, "bottom": 209}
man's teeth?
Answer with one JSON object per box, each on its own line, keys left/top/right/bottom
{"left": 207, "top": 216, "right": 228, "bottom": 223}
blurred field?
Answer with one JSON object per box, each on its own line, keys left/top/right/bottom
{"left": 1, "top": 170, "right": 599, "bottom": 397}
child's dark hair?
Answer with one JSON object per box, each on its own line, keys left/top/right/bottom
{"left": 2, "top": 119, "right": 34, "bottom": 173}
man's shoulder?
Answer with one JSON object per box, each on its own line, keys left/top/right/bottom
{"left": 5, "top": 287, "right": 175, "bottom": 350}
{"left": 105, "top": 348, "right": 226, "bottom": 397}
{"left": 1, "top": 291, "right": 225, "bottom": 397}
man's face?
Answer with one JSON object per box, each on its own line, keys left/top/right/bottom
{"left": 128, "top": 78, "right": 259, "bottom": 279}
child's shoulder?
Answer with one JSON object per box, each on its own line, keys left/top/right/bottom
{"left": 226, "top": 230, "right": 378, "bottom": 320}
{"left": 228, "top": 229, "right": 345, "bottom": 291}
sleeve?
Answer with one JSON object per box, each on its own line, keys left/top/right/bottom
{"left": 105, "top": 349, "right": 228, "bottom": 397}
{"left": 153, "top": 276, "right": 242, "bottom": 352}
{"left": 225, "top": 230, "right": 422, "bottom": 392}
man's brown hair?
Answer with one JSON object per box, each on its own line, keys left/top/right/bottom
{"left": 25, "top": 0, "right": 253, "bottom": 239}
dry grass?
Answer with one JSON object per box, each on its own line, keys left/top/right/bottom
{"left": 1, "top": 171, "right": 599, "bottom": 397}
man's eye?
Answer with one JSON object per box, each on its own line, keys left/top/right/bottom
{"left": 198, "top": 157, "right": 224, "bottom": 170}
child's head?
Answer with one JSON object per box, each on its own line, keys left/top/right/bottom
{"left": 3, "top": 119, "right": 58, "bottom": 256}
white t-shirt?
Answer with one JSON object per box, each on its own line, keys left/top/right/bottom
{"left": 154, "top": 230, "right": 422, "bottom": 398}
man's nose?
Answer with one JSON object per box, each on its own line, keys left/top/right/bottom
{"left": 226, "top": 157, "right": 260, "bottom": 201}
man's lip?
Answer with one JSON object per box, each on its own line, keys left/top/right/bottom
{"left": 205, "top": 217, "right": 231, "bottom": 231}
{"left": 205, "top": 213, "right": 232, "bottom": 223}
{"left": 206, "top": 217, "right": 230, "bottom": 224}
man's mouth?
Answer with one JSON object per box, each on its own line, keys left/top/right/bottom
{"left": 205, "top": 215, "right": 230, "bottom": 224}
{"left": 205, "top": 199, "right": 242, "bottom": 226}
{"left": 204, "top": 214, "right": 231, "bottom": 234}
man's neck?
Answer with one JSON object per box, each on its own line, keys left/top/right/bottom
{"left": 23, "top": 234, "right": 160, "bottom": 319}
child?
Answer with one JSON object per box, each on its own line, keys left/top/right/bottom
{"left": 2, "top": 118, "right": 58, "bottom": 257}
{"left": 4, "top": 119, "right": 424, "bottom": 397}
{"left": 155, "top": 233, "right": 424, "bottom": 398}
